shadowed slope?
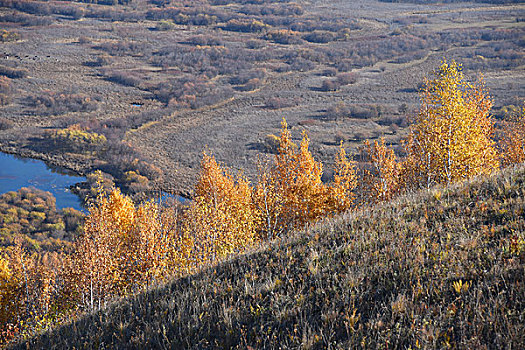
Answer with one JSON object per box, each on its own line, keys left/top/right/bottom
{"left": 14, "top": 166, "right": 525, "bottom": 349}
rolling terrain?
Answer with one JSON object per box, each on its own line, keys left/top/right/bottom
{"left": 0, "top": 0, "right": 523, "bottom": 197}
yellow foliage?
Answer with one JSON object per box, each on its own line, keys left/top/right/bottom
{"left": 362, "top": 138, "right": 401, "bottom": 203}
{"left": 186, "top": 153, "right": 260, "bottom": 261}
{"left": 53, "top": 125, "right": 106, "bottom": 153}
{"left": 71, "top": 187, "right": 185, "bottom": 309}
{"left": 327, "top": 142, "right": 358, "bottom": 213}
{"left": 256, "top": 119, "right": 357, "bottom": 237}
{"left": 0, "top": 242, "right": 64, "bottom": 344}
{"left": 501, "top": 105, "right": 525, "bottom": 166}
{"left": 0, "top": 255, "right": 16, "bottom": 330}
{"left": 404, "top": 60, "right": 499, "bottom": 188}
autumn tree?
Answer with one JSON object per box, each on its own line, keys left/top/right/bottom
{"left": 326, "top": 142, "right": 358, "bottom": 212}
{"left": 500, "top": 105, "right": 525, "bottom": 166}
{"left": 185, "top": 153, "right": 260, "bottom": 262}
{"left": 403, "top": 60, "right": 499, "bottom": 188}
{"left": 255, "top": 119, "right": 357, "bottom": 238}
{"left": 0, "top": 241, "right": 65, "bottom": 344}
{"left": 70, "top": 186, "right": 185, "bottom": 310}
{"left": 362, "top": 137, "right": 401, "bottom": 203}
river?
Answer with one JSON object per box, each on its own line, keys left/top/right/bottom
{"left": 0, "top": 152, "right": 84, "bottom": 210}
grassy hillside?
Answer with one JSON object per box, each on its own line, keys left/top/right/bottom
{"left": 14, "top": 165, "right": 525, "bottom": 349}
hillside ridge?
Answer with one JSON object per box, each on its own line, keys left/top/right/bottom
{"left": 13, "top": 165, "right": 525, "bottom": 349}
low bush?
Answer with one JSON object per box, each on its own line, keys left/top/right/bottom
{"left": 104, "top": 70, "right": 142, "bottom": 87}
{"left": 264, "top": 30, "right": 302, "bottom": 44}
{"left": 321, "top": 67, "right": 337, "bottom": 77}
{"left": 303, "top": 30, "right": 337, "bottom": 43}
{"left": 337, "top": 72, "right": 358, "bottom": 85}
{"left": 320, "top": 73, "right": 358, "bottom": 91}
{"left": 325, "top": 103, "right": 382, "bottom": 119}
{"left": 0, "top": 65, "right": 28, "bottom": 79}
{"left": 0, "top": 76, "right": 12, "bottom": 95}
{"left": 230, "top": 69, "right": 266, "bottom": 85}
{"left": 246, "top": 39, "right": 265, "bottom": 49}
{"left": 0, "top": 76, "right": 12, "bottom": 106}
{"left": 155, "top": 20, "right": 176, "bottom": 31}
{"left": 223, "top": 19, "right": 269, "bottom": 33}
{"left": 51, "top": 125, "right": 107, "bottom": 153}
{"left": 28, "top": 91, "right": 98, "bottom": 116}
{"left": 0, "top": 29, "right": 20, "bottom": 43}
{"left": 264, "top": 97, "right": 300, "bottom": 109}
{"left": 186, "top": 35, "right": 223, "bottom": 46}
{"left": 0, "top": 13, "right": 53, "bottom": 26}
{"left": 0, "top": 118, "right": 14, "bottom": 130}
{"left": 320, "top": 79, "right": 340, "bottom": 91}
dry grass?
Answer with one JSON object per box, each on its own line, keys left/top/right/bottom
{"left": 13, "top": 164, "right": 525, "bottom": 349}
{"left": 0, "top": 0, "right": 523, "bottom": 198}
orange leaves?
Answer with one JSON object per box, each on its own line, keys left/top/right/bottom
{"left": 362, "top": 138, "right": 400, "bottom": 203}
{"left": 361, "top": 60, "right": 503, "bottom": 200}
{"left": 327, "top": 143, "right": 357, "bottom": 213}
{"left": 71, "top": 187, "right": 183, "bottom": 309}
{"left": 405, "top": 59, "right": 499, "bottom": 187}
{"left": 187, "top": 153, "right": 260, "bottom": 260}
{"left": 255, "top": 119, "right": 357, "bottom": 237}
{"left": 501, "top": 105, "right": 525, "bottom": 166}
{"left": 0, "top": 241, "right": 64, "bottom": 344}
{"left": 190, "top": 118, "right": 358, "bottom": 245}
{"left": 273, "top": 127, "right": 326, "bottom": 230}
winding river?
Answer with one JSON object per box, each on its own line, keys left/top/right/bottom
{"left": 0, "top": 152, "right": 85, "bottom": 210}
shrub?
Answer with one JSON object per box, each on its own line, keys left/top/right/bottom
{"left": 264, "top": 97, "right": 299, "bottom": 109}
{"left": 264, "top": 30, "right": 302, "bottom": 44}
{"left": 320, "top": 79, "right": 340, "bottom": 91}
{"left": 0, "top": 118, "right": 13, "bottom": 130}
{"left": 230, "top": 69, "right": 266, "bottom": 85}
{"left": 224, "top": 19, "right": 269, "bottom": 33}
{"left": 53, "top": 5, "right": 84, "bottom": 20}
{"left": 303, "top": 30, "right": 336, "bottom": 43}
{"left": 122, "top": 171, "right": 150, "bottom": 194}
{"left": 237, "top": 78, "right": 262, "bottom": 91}
{"left": 91, "top": 54, "right": 112, "bottom": 67}
{"left": 28, "top": 91, "right": 97, "bottom": 116}
{"left": 186, "top": 35, "right": 223, "bottom": 46}
{"left": 325, "top": 103, "right": 381, "bottom": 120}
{"left": 1, "top": 0, "right": 51, "bottom": 15}
{"left": 0, "top": 13, "right": 52, "bottom": 26}
{"left": 77, "top": 36, "right": 91, "bottom": 45}
{"left": 96, "top": 41, "right": 149, "bottom": 56}
{"left": 348, "top": 104, "right": 380, "bottom": 119}
{"left": 104, "top": 70, "right": 142, "bottom": 87}
{"left": 51, "top": 125, "right": 107, "bottom": 153}
{"left": 325, "top": 102, "right": 350, "bottom": 120}
{"left": 0, "top": 94, "right": 11, "bottom": 106}
{"left": 337, "top": 72, "right": 358, "bottom": 85}
{"left": 322, "top": 67, "right": 337, "bottom": 77}
{"left": 0, "top": 30, "right": 20, "bottom": 43}
{"left": 288, "top": 58, "right": 316, "bottom": 72}
{"left": 0, "top": 76, "right": 12, "bottom": 94}
{"left": 246, "top": 39, "right": 265, "bottom": 49}
{"left": 262, "top": 134, "right": 280, "bottom": 154}
{"left": 155, "top": 20, "right": 176, "bottom": 31}
{"left": 0, "top": 65, "right": 28, "bottom": 79}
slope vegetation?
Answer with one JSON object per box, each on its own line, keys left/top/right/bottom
{"left": 14, "top": 166, "right": 525, "bottom": 349}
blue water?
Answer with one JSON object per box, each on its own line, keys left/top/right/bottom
{"left": 159, "top": 192, "right": 188, "bottom": 205}
{"left": 0, "top": 152, "right": 85, "bottom": 210}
